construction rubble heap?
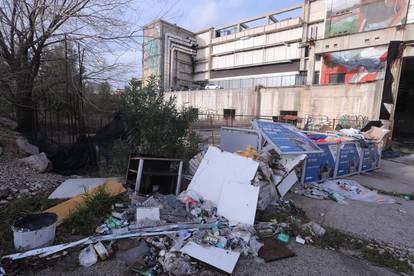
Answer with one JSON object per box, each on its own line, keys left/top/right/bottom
{"left": 0, "top": 119, "right": 395, "bottom": 275}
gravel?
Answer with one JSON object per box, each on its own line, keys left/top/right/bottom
{"left": 0, "top": 156, "right": 66, "bottom": 203}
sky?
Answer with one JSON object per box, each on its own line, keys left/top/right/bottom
{"left": 111, "top": 0, "right": 303, "bottom": 87}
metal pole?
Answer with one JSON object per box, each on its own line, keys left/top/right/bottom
{"left": 135, "top": 159, "right": 144, "bottom": 194}
{"left": 175, "top": 161, "right": 184, "bottom": 195}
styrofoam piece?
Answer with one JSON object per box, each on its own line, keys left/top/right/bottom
{"left": 136, "top": 207, "right": 160, "bottom": 222}
{"left": 181, "top": 242, "right": 240, "bottom": 273}
{"left": 277, "top": 170, "right": 298, "bottom": 198}
{"left": 217, "top": 181, "right": 259, "bottom": 226}
{"left": 48, "top": 177, "right": 122, "bottom": 199}
{"left": 188, "top": 146, "right": 259, "bottom": 205}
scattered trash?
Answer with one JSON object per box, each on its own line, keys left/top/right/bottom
{"left": 115, "top": 240, "right": 149, "bottom": 266}
{"left": 295, "top": 236, "right": 306, "bottom": 245}
{"left": 161, "top": 252, "right": 196, "bottom": 275}
{"left": 258, "top": 237, "right": 295, "bottom": 262}
{"left": 303, "top": 222, "right": 326, "bottom": 238}
{"left": 93, "top": 242, "right": 109, "bottom": 260}
{"left": 277, "top": 233, "right": 290, "bottom": 244}
{"left": 12, "top": 212, "right": 57, "bottom": 250}
{"left": 79, "top": 245, "right": 98, "bottom": 267}
{"left": 1, "top": 119, "right": 395, "bottom": 275}
{"left": 299, "top": 179, "right": 396, "bottom": 204}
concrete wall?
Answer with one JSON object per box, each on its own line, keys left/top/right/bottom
{"left": 167, "top": 89, "right": 258, "bottom": 115}
{"left": 167, "top": 82, "right": 383, "bottom": 120}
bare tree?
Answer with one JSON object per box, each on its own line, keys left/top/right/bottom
{"left": 0, "top": 0, "right": 136, "bottom": 132}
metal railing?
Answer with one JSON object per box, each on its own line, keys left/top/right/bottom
{"left": 191, "top": 113, "right": 368, "bottom": 131}
{"left": 214, "top": 73, "right": 307, "bottom": 90}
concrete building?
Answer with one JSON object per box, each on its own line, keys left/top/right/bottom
{"left": 142, "top": 0, "right": 414, "bottom": 138}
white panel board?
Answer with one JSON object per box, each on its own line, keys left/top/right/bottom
{"left": 217, "top": 181, "right": 259, "bottom": 225}
{"left": 181, "top": 242, "right": 240, "bottom": 273}
{"left": 136, "top": 207, "right": 160, "bottom": 222}
{"left": 277, "top": 170, "right": 298, "bottom": 198}
{"left": 188, "top": 146, "right": 259, "bottom": 205}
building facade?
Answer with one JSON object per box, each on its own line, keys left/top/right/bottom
{"left": 142, "top": 0, "right": 414, "bottom": 137}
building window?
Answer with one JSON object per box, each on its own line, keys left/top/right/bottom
{"left": 223, "top": 109, "right": 236, "bottom": 119}
{"left": 313, "top": 71, "right": 320, "bottom": 84}
{"left": 329, "top": 73, "right": 345, "bottom": 84}
{"left": 280, "top": 111, "right": 298, "bottom": 116}
{"left": 304, "top": 46, "right": 309, "bottom": 57}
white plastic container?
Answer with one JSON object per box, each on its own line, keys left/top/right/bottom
{"left": 12, "top": 212, "right": 57, "bottom": 250}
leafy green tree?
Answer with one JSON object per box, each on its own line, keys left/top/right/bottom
{"left": 120, "top": 76, "right": 201, "bottom": 160}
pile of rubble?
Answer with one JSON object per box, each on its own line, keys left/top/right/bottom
{"left": 0, "top": 138, "right": 321, "bottom": 274}
{"left": 0, "top": 158, "right": 66, "bottom": 204}
{"left": 0, "top": 119, "right": 395, "bottom": 274}
{"left": 0, "top": 117, "right": 64, "bottom": 204}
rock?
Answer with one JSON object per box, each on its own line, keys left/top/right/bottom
{"left": 18, "top": 152, "right": 51, "bottom": 173}
{"left": 0, "top": 187, "right": 9, "bottom": 199}
{"left": 0, "top": 116, "right": 18, "bottom": 130}
{"left": 0, "top": 200, "right": 8, "bottom": 205}
{"left": 16, "top": 137, "right": 39, "bottom": 155}
{"left": 19, "top": 189, "right": 30, "bottom": 196}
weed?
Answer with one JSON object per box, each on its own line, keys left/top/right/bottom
{"left": 361, "top": 185, "right": 414, "bottom": 201}
{"left": 317, "top": 227, "right": 411, "bottom": 273}
{"left": 60, "top": 186, "right": 116, "bottom": 235}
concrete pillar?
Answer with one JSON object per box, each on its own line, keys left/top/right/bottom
{"left": 306, "top": 46, "right": 316, "bottom": 85}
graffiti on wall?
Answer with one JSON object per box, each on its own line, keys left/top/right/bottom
{"left": 325, "top": 0, "right": 409, "bottom": 38}
{"left": 320, "top": 46, "right": 388, "bottom": 84}
{"left": 143, "top": 25, "right": 161, "bottom": 80}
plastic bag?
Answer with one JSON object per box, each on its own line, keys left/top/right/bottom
{"left": 79, "top": 245, "right": 98, "bottom": 267}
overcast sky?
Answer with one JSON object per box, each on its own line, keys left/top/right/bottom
{"left": 110, "top": 0, "right": 303, "bottom": 87}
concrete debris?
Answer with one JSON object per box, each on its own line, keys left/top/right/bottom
{"left": 18, "top": 152, "right": 51, "bottom": 173}
{"left": 16, "top": 136, "right": 39, "bottom": 155}
{"left": 0, "top": 157, "right": 65, "bottom": 203}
